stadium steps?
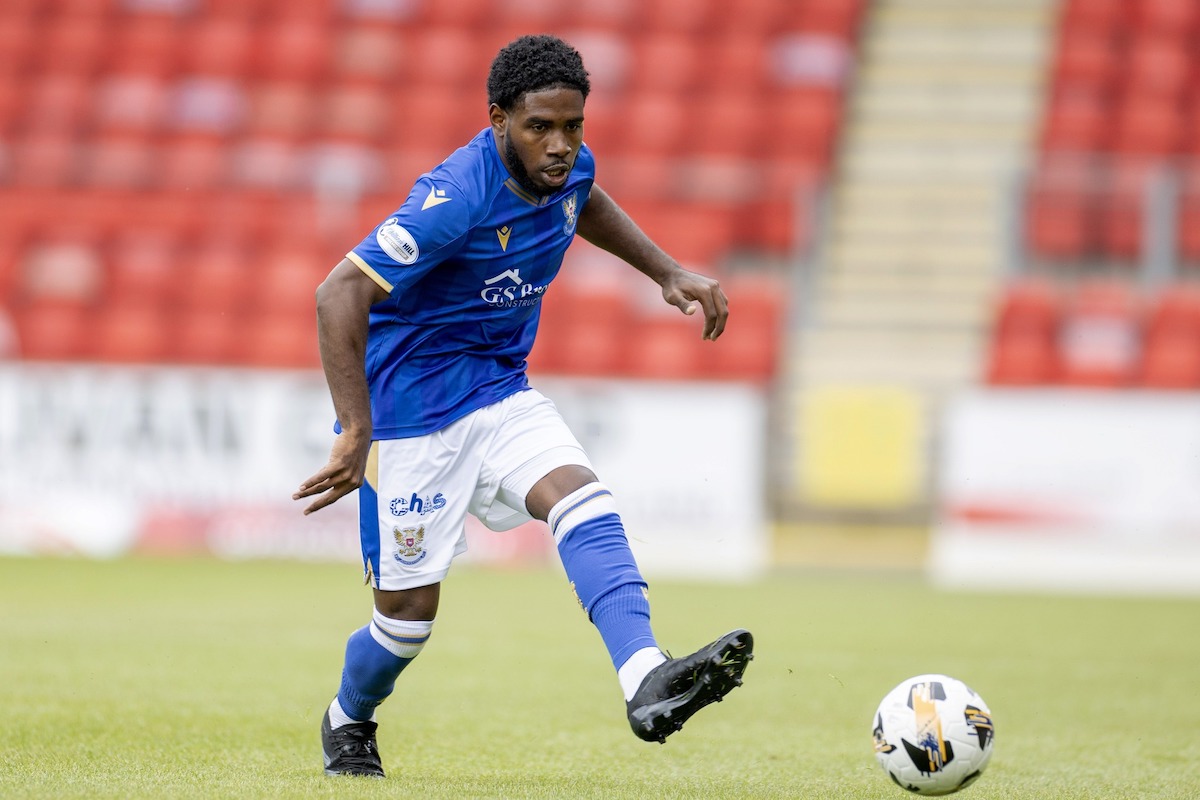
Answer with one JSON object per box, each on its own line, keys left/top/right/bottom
{"left": 780, "top": 0, "right": 1056, "bottom": 519}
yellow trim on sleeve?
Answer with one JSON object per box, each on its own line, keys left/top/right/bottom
{"left": 346, "top": 251, "right": 394, "bottom": 293}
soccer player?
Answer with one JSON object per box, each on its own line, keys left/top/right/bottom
{"left": 294, "top": 34, "right": 754, "bottom": 778}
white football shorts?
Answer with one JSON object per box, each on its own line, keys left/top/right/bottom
{"left": 359, "top": 388, "right": 593, "bottom": 591}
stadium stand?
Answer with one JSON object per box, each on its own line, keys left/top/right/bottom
{"left": 986, "top": 0, "right": 1200, "bottom": 390}
{"left": 0, "top": 0, "right": 864, "bottom": 379}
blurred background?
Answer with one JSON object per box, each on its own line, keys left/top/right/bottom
{"left": 2, "top": 0, "right": 1198, "bottom": 595}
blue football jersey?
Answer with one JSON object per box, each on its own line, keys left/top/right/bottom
{"left": 345, "top": 128, "right": 595, "bottom": 439}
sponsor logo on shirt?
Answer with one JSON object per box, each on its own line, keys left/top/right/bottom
{"left": 377, "top": 218, "right": 419, "bottom": 264}
{"left": 480, "top": 267, "right": 548, "bottom": 308}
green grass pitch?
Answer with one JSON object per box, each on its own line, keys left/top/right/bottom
{"left": 0, "top": 555, "right": 1196, "bottom": 799}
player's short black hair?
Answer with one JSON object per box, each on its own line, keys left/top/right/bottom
{"left": 487, "top": 34, "right": 591, "bottom": 111}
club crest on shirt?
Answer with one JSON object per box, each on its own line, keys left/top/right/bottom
{"left": 561, "top": 191, "right": 578, "bottom": 235}
{"left": 393, "top": 525, "right": 427, "bottom": 566}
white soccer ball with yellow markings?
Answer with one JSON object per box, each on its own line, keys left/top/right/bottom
{"left": 872, "top": 674, "right": 995, "bottom": 795}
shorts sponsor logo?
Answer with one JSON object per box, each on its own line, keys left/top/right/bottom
{"left": 377, "top": 218, "right": 419, "bottom": 264}
{"left": 389, "top": 492, "right": 446, "bottom": 517}
{"left": 393, "top": 525, "right": 427, "bottom": 566}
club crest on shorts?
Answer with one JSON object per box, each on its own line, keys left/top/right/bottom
{"left": 393, "top": 525, "right": 427, "bottom": 566}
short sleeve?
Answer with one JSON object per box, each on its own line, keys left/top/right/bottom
{"left": 347, "top": 175, "right": 472, "bottom": 295}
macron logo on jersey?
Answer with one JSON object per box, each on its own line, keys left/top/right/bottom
{"left": 421, "top": 185, "right": 452, "bottom": 210}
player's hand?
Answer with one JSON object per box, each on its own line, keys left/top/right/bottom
{"left": 661, "top": 268, "right": 729, "bottom": 340}
{"left": 293, "top": 431, "right": 372, "bottom": 515}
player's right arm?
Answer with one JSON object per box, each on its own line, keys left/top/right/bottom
{"left": 293, "top": 258, "right": 389, "bottom": 515}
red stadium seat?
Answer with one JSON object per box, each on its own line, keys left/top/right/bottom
{"left": 183, "top": 16, "right": 256, "bottom": 78}
{"left": 708, "top": 273, "right": 785, "bottom": 381}
{"left": 1139, "top": 329, "right": 1200, "bottom": 388}
{"left": 1095, "top": 159, "right": 1156, "bottom": 260}
{"left": 22, "top": 72, "right": 94, "bottom": 136}
{"left": 996, "top": 279, "right": 1062, "bottom": 333}
{"left": 985, "top": 279, "right": 1064, "bottom": 386}
{"left": 92, "top": 300, "right": 173, "bottom": 363}
{"left": 1113, "top": 112, "right": 1185, "bottom": 170}
{"left": 1138, "top": 284, "right": 1200, "bottom": 387}
{"left": 1040, "top": 88, "right": 1110, "bottom": 152}
{"left": 1124, "top": 34, "right": 1193, "bottom": 99}
{"left": 629, "top": 34, "right": 705, "bottom": 94}
{"left": 622, "top": 92, "right": 689, "bottom": 157}
{"left": 93, "top": 74, "right": 170, "bottom": 135}
{"left": 12, "top": 300, "right": 95, "bottom": 362}
{"left": 172, "top": 307, "right": 243, "bottom": 365}
{"left": 245, "top": 82, "right": 314, "bottom": 142}
{"left": 35, "top": 17, "right": 110, "bottom": 77}
{"left": 638, "top": 0, "right": 717, "bottom": 33}
{"left": 1177, "top": 168, "right": 1200, "bottom": 262}
{"left": 704, "top": 35, "right": 770, "bottom": 93}
{"left": 532, "top": 278, "right": 634, "bottom": 375}
{"left": 1057, "top": 280, "right": 1142, "bottom": 387}
{"left": 179, "top": 238, "right": 253, "bottom": 315}
{"left": 316, "top": 84, "right": 392, "bottom": 145}
{"left": 417, "top": 0, "right": 494, "bottom": 28}
{"left": 8, "top": 132, "right": 81, "bottom": 188}
{"left": 1060, "top": 0, "right": 1127, "bottom": 35}
{"left": 709, "top": 0, "right": 787, "bottom": 36}
{"left": 331, "top": 24, "right": 409, "bottom": 85}
{"left": 625, "top": 315, "right": 707, "bottom": 380}
{"left": 0, "top": 16, "right": 38, "bottom": 77}
{"left": 688, "top": 92, "right": 763, "bottom": 158}
{"left": 986, "top": 330, "right": 1061, "bottom": 386}
{"left": 1134, "top": 0, "right": 1200, "bottom": 36}
{"left": 252, "top": 18, "right": 332, "bottom": 82}
{"left": 158, "top": 135, "right": 231, "bottom": 191}
{"left": 771, "top": 87, "right": 842, "bottom": 167}
{"left": 106, "top": 230, "right": 182, "bottom": 308}
{"left": 795, "top": 0, "right": 866, "bottom": 41}
{"left": 105, "top": 15, "right": 183, "bottom": 78}
{"left": 1052, "top": 29, "right": 1121, "bottom": 90}
{"left": 80, "top": 133, "right": 159, "bottom": 190}
{"left": 46, "top": 0, "right": 120, "bottom": 16}
{"left": 405, "top": 27, "right": 487, "bottom": 90}
{"left": 1024, "top": 157, "right": 1098, "bottom": 261}
{"left": 491, "top": 0, "right": 570, "bottom": 28}
{"left": 255, "top": 244, "right": 323, "bottom": 316}
{"left": 235, "top": 309, "right": 321, "bottom": 369}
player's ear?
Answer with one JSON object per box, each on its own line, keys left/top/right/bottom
{"left": 488, "top": 103, "right": 508, "bottom": 135}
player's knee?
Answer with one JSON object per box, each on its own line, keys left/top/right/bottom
{"left": 374, "top": 583, "right": 440, "bottom": 620}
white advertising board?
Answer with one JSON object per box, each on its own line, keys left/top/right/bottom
{"left": 0, "top": 365, "right": 767, "bottom": 580}
{"left": 933, "top": 390, "right": 1200, "bottom": 595}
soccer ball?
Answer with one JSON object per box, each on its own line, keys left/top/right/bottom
{"left": 871, "top": 674, "right": 995, "bottom": 795}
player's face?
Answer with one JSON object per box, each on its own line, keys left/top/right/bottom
{"left": 491, "top": 86, "right": 585, "bottom": 198}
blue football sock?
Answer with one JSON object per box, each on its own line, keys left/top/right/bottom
{"left": 337, "top": 625, "right": 409, "bottom": 722}
{"left": 336, "top": 613, "right": 432, "bottom": 722}
{"left": 551, "top": 484, "right": 659, "bottom": 670}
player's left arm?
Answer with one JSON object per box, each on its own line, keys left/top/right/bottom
{"left": 576, "top": 184, "right": 728, "bottom": 341}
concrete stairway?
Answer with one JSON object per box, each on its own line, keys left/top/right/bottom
{"left": 780, "top": 0, "right": 1058, "bottom": 517}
